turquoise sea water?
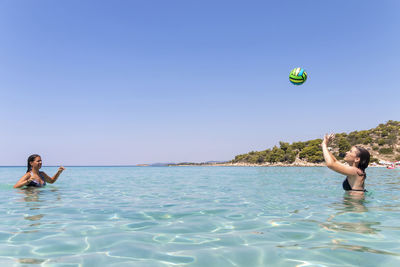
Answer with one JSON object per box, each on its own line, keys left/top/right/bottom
{"left": 1, "top": 166, "right": 400, "bottom": 266}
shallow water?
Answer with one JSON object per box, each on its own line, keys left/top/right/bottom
{"left": 1, "top": 166, "right": 400, "bottom": 266}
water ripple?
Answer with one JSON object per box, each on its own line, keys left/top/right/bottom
{"left": 1, "top": 166, "right": 400, "bottom": 266}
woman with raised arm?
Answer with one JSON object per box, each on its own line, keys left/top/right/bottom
{"left": 322, "top": 134, "right": 370, "bottom": 194}
{"left": 14, "top": 154, "right": 65, "bottom": 188}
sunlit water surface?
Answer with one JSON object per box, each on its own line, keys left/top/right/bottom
{"left": 1, "top": 166, "right": 400, "bottom": 266}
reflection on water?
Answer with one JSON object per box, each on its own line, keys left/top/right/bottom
{"left": 17, "top": 188, "right": 46, "bottom": 229}
{"left": 312, "top": 243, "right": 400, "bottom": 256}
{"left": 16, "top": 187, "right": 61, "bottom": 229}
{"left": 18, "top": 258, "right": 46, "bottom": 264}
{"left": 18, "top": 187, "right": 60, "bottom": 203}
{"left": 24, "top": 214, "right": 44, "bottom": 221}
{"left": 18, "top": 187, "right": 60, "bottom": 204}
{"left": 340, "top": 194, "right": 368, "bottom": 213}
{"left": 321, "top": 221, "right": 380, "bottom": 235}
{"left": 321, "top": 194, "right": 380, "bottom": 235}
{"left": 20, "top": 189, "right": 44, "bottom": 203}
{"left": 14, "top": 188, "right": 60, "bottom": 265}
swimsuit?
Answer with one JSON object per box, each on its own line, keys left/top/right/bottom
{"left": 342, "top": 177, "right": 366, "bottom": 192}
{"left": 27, "top": 172, "right": 46, "bottom": 187}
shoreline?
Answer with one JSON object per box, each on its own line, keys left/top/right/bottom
{"left": 171, "top": 162, "right": 388, "bottom": 167}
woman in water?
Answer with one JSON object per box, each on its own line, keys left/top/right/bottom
{"left": 322, "top": 134, "right": 370, "bottom": 194}
{"left": 14, "top": 154, "right": 65, "bottom": 188}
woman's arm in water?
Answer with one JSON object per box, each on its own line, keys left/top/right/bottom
{"left": 322, "top": 134, "right": 358, "bottom": 176}
{"left": 42, "top": 166, "right": 65, "bottom": 184}
{"left": 14, "top": 173, "right": 33, "bottom": 188}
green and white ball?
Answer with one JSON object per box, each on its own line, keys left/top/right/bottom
{"left": 289, "top": 67, "right": 307, "bottom": 85}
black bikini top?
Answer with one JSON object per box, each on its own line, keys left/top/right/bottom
{"left": 342, "top": 178, "right": 366, "bottom": 192}
{"left": 27, "top": 172, "right": 46, "bottom": 187}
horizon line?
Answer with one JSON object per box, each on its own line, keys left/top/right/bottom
{"left": 0, "top": 165, "right": 166, "bottom": 167}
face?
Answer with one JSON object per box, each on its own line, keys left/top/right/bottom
{"left": 344, "top": 147, "right": 360, "bottom": 165}
{"left": 30, "top": 156, "right": 42, "bottom": 169}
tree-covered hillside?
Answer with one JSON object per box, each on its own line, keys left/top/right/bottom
{"left": 232, "top": 120, "right": 400, "bottom": 164}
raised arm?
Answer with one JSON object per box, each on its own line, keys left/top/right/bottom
{"left": 42, "top": 166, "right": 65, "bottom": 184}
{"left": 322, "top": 134, "right": 358, "bottom": 176}
{"left": 14, "top": 173, "right": 32, "bottom": 188}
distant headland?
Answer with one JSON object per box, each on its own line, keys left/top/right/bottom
{"left": 164, "top": 120, "right": 400, "bottom": 167}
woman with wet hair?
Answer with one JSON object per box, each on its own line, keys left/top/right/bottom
{"left": 14, "top": 154, "right": 65, "bottom": 188}
{"left": 322, "top": 134, "right": 370, "bottom": 194}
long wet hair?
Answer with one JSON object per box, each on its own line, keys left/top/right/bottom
{"left": 27, "top": 154, "right": 41, "bottom": 173}
{"left": 355, "top": 146, "right": 370, "bottom": 177}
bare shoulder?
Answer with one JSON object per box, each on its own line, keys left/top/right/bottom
{"left": 347, "top": 167, "right": 365, "bottom": 180}
{"left": 21, "top": 172, "right": 31, "bottom": 180}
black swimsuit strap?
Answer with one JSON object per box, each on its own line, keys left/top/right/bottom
{"left": 343, "top": 178, "right": 366, "bottom": 192}
{"left": 350, "top": 188, "right": 367, "bottom": 192}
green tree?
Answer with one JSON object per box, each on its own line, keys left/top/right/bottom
{"left": 338, "top": 138, "right": 351, "bottom": 158}
{"left": 279, "top": 141, "right": 290, "bottom": 152}
{"left": 284, "top": 149, "right": 297, "bottom": 163}
{"left": 270, "top": 146, "right": 285, "bottom": 162}
{"left": 299, "top": 145, "right": 323, "bottom": 162}
{"left": 379, "top": 148, "right": 393, "bottom": 154}
{"left": 381, "top": 130, "right": 388, "bottom": 137}
{"left": 362, "top": 137, "right": 373, "bottom": 145}
{"left": 387, "top": 134, "right": 397, "bottom": 146}
{"left": 291, "top": 142, "right": 306, "bottom": 151}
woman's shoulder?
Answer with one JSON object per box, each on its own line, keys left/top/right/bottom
{"left": 21, "top": 172, "right": 31, "bottom": 180}
{"left": 345, "top": 166, "right": 361, "bottom": 176}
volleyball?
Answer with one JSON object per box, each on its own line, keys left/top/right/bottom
{"left": 289, "top": 67, "right": 307, "bottom": 85}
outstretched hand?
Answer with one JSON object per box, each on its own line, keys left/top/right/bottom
{"left": 58, "top": 166, "right": 65, "bottom": 172}
{"left": 322, "top": 133, "right": 335, "bottom": 145}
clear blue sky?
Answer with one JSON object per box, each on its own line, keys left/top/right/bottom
{"left": 1, "top": 0, "right": 399, "bottom": 165}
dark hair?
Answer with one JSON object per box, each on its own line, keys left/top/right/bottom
{"left": 27, "top": 154, "right": 41, "bottom": 173}
{"left": 355, "top": 146, "right": 370, "bottom": 176}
